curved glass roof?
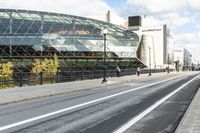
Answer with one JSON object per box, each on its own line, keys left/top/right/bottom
{"left": 0, "top": 9, "right": 140, "bottom": 58}
{"left": 0, "top": 9, "right": 138, "bottom": 41}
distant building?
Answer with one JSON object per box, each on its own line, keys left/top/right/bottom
{"left": 173, "top": 47, "right": 192, "bottom": 71}
{"left": 127, "top": 16, "right": 175, "bottom": 69}
{"left": 191, "top": 58, "right": 199, "bottom": 70}
{"left": 87, "top": 11, "right": 126, "bottom": 26}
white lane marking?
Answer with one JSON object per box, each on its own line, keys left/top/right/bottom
{"left": 0, "top": 74, "right": 188, "bottom": 131}
{"left": 113, "top": 74, "right": 199, "bottom": 133}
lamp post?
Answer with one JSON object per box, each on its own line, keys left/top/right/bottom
{"left": 148, "top": 46, "right": 151, "bottom": 76}
{"left": 177, "top": 57, "right": 179, "bottom": 72}
{"left": 167, "top": 53, "right": 170, "bottom": 73}
{"left": 102, "top": 29, "right": 108, "bottom": 83}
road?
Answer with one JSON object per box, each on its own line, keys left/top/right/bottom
{"left": 0, "top": 73, "right": 199, "bottom": 133}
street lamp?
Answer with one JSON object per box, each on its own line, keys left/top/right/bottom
{"left": 177, "top": 57, "right": 179, "bottom": 72}
{"left": 148, "top": 46, "right": 151, "bottom": 76}
{"left": 102, "top": 29, "right": 108, "bottom": 83}
{"left": 167, "top": 53, "right": 170, "bottom": 73}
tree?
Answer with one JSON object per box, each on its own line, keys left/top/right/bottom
{"left": 0, "top": 62, "right": 13, "bottom": 78}
{"left": 0, "top": 62, "right": 14, "bottom": 89}
{"left": 31, "top": 54, "right": 59, "bottom": 84}
{"left": 44, "top": 54, "right": 59, "bottom": 76}
{"left": 32, "top": 59, "right": 44, "bottom": 74}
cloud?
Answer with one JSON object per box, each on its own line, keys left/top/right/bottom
{"left": 141, "top": 16, "right": 162, "bottom": 26}
{"left": 141, "top": 13, "right": 190, "bottom": 29}
{"left": 126, "top": 0, "right": 187, "bottom": 14}
{"left": 175, "top": 33, "right": 197, "bottom": 44}
{"left": 0, "top": 0, "right": 112, "bottom": 16}
{"left": 188, "top": 0, "right": 200, "bottom": 10}
{"left": 126, "top": 0, "right": 200, "bottom": 13}
{"left": 161, "top": 13, "right": 191, "bottom": 29}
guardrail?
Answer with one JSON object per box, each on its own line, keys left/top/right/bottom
{"left": 0, "top": 69, "right": 167, "bottom": 89}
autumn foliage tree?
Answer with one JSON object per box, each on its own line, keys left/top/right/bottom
{"left": 43, "top": 55, "right": 59, "bottom": 76}
{"left": 0, "top": 62, "right": 13, "bottom": 79}
{"left": 0, "top": 62, "right": 14, "bottom": 88}
{"left": 32, "top": 55, "right": 59, "bottom": 83}
{"left": 31, "top": 59, "right": 44, "bottom": 74}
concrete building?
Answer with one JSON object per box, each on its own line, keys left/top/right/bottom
{"left": 127, "top": 16, "right": 175, "bottom": 69}
{"left": 191, "top": 58, "right": 199, "bottom": 70}
{"left": 88, "top": 11, "right": 126, "bottom": 26}
{"left": 173, "top": 47, "right": 192, "bottom": 71}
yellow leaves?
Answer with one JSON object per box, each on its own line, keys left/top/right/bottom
{"left": 32, "top": 59, "right": 44, "bottom": 74}
{"left": 32, "top": 54, "right": 59, "bottom": 76}
{"left": 0, "top": 62, "right": 13, "bottom": 78}
{"left": 0, "top": 62, "right": 14, "bottom": 89}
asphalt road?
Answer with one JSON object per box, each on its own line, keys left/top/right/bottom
{"left": 0, "top": 73, "right": 199, "bottom": 133}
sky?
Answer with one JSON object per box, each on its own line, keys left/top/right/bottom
{"left": 0, "top": 0, "right": 200, "bottom": 61}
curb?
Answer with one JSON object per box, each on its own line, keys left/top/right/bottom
{"left": 175, "top": 86, "right": 200, "bottom": 133}
{"left": 0, "top": 72, "right": 192, "bottom": 105}
{"left": 0, "top": 77, "right": 136, "bottom": 105}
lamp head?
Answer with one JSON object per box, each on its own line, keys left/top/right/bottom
{"left": 102, "top": 29, "right": 108, "bottom": 35}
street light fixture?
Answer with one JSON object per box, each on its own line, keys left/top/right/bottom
{"left": 102, "top": 29, "right": 108, "bottom": 83}
{"left": 148, "top": 46, "right": 151, "bottom": 76}
{"left": 167, "top": 53, "right": 170, "bottom": 73}
{"left": 177, "top": 57, "right": 179, "bottom": 72}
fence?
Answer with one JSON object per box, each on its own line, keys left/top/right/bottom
{"left": 0, "top": 68, "right": 167, "bottom": 89}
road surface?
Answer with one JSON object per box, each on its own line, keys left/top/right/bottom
{"left": 0, "top": 73, "right": 199, "bottom": 133}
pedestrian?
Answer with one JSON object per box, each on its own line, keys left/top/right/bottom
{"left": 166, "top": 66, "right": 169, "bottom": 73}
{"left": 116, "top": 66, "right": 121, "bottom": 77}
{"left": 137, "top": 67, "right": 140, "bottom": 76}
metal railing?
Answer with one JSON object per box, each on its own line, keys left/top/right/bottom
{"left": 0, "top": 68, "right": 167, "bottom": 89}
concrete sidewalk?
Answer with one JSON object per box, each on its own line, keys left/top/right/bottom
{"left": 175, "top": 82, "right": 200, "bottom": 133}
{"left": 0, "top": 71, "right": 185, "bottom": 105}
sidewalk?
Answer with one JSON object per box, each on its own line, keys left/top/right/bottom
{"left": 175, "top": 83, "right": 200, "bottom": 133}
{"left": 0, "top": 71, "right": 186, "bottom": 105}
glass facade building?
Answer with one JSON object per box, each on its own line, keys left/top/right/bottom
{"left": 0, "top": 9, "right": 144, "bottom": 71}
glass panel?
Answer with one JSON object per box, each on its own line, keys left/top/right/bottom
{"left": 12, "top": 12, "right": 22, "bottom": 19}
{"left": 0, "top": 9, "right": 140, "bottom": 58}
{"left": 0, "top": 12, "right": 10, "bottom": 18}
{"left": 19, "top": 12, "right": 41, "bottom": 21}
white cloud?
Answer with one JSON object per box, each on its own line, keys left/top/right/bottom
{"left": 161, "top": 13, "right": 191, "bottom": 29}
{"left": 142, "top": 16, "right": 162, "bottom": 26}
{"left": 132, "top": 13, "right": 191, "bottom": 30}
{"left": 126, "top": 0, "right": 200, "bottom": 14}
{"left": 127, "top": 0, "right": 187, "bottom": 13}
{"left": 188, "top": 0, "right": 200, "bottom": 10}
{"left": 0, "top": 0, "right": 111, "bottom": 17}
{"left": 175, "top": 33, "right": 197, "bottom": 44}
